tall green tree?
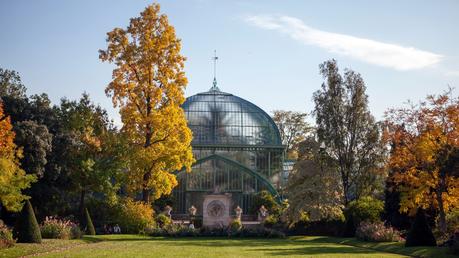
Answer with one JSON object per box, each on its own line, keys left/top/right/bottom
{"left": 99, "top": 3, "right": 194, "bottom": 203}
{"left": 59, "top": 94, "right": 127, "bottom": 213}
{"left": 313, "top": 59, "right": 385, "bottom": 205}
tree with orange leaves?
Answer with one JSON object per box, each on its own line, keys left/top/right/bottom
{"left": 0, "top": 102, "right": 36, "bottom": 212}
{"left": 384, "top": 89, "right": 459, "bottom": 234}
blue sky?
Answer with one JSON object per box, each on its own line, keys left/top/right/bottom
{"left": 1, "top": 0, "right": 458, "bottom": 126}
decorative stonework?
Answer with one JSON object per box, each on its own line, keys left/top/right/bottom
{"left": 203, "top": 194, "right": 231, "bottom": 227}
{"left": 234, "top": 206, "right": 243, "bottom": 220}
{"left": 258, "top": 205, "right": 268, "bottom": 222}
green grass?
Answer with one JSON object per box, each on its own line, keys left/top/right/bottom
{"left": 0, "top": 235, "right": 455, "bottom": 258}
{"left": 321, "top": 237, "right": 457, "bottom": 258}
{"left": 0, "top": 238, "right": 88, "bottom": 258}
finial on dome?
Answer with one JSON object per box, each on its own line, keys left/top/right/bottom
{"left": 210, "top": 50, "right": 220, "bottom": 91}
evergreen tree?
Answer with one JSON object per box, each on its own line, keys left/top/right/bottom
{"left": 342, "top": 213, "right": 356, "bottom": 237}
{"left": 383, "top": 177, "right": 411, "bottom": 230}
{"left": 405, "top": 209, "right": 436, "bottom": 247}
{"left": 84, "top": 207, "right": 96, "bottom": 235}
{"left": 15, "top": 200, "right": 41, "bottom": 243}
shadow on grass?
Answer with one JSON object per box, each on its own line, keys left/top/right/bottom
{"left": 81, "top": 236, "right": 154, "bottom": 243}
{"left": 81, "top": 235, "right": 386, "bottom": 256}
{"left": 252, "top": 246, "right": 380, "bottom": 256}
{"left": 84, "top": 235, "right": 337, "bottom": 246}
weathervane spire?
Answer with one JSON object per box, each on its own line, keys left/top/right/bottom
{"left": 211, "top": 50, "right": 220, "bottom": 91}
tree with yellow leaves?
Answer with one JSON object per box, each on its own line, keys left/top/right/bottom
{"left": 0, "top": 102, "right": 36, "bottom": 212}
{"left": 384, "top": 89, "right": 459, "bottom": 234}
{"left": 99, "top": 3, "right": 194, "bottom": 204}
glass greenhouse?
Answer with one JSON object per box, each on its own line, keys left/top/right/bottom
{"left": 172, "top": 84, "right": 285, "bottom": 216}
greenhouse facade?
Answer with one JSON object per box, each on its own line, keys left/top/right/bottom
{"left": 172, "top": 82, "right": 286, "bottom": 216}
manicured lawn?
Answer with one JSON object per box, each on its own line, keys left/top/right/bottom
{"left": 0, "top": 235, "right": 455, "bottom": 258}
{"left": 0, "top": 238, "right": 88, "bottom": 258}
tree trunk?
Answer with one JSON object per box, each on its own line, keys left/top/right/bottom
{"left": 79, "top": 189, "right": 86, "bottom": 215}
{"left": 341, "top": 168, "right": 349, "bottom": 205}
{"left": 142, "top": 125, "right": 152, "bottom": 204}
{"left": 436, "top": 189, "right": 447, "bottom": 235}
{"left": 142, "top": 172, "right": 151, "bottom": 204}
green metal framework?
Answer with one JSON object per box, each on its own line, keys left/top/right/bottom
{"left": 172, "top": 87, "right": 285, "bottom": 215}
{"left": 179, "top": 154, "right": 280, "bottom": 197}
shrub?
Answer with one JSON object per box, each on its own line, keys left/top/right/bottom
{"left": 445, "top": 208, "right": 459, "bottom": 236}
{"left": 290, "top": 219, "right": 345, "bottom": 237}
{"left": 346, "top": 196, "right": 384, "bottom": 224}
{"left": 0, "top": 220, "right": 15, "bottom": 249}
{"left": 356, "top": 221, "right": 402, "bottom": 242}
{"left": 191, "top": 217, "right": 202, "bottom": 228}
{"left": 251, "top": 191, "right": 283, "bottom": 217}
{"left": 449, "top": 232, "right": 459, "bottom": 255}
{"left": 229, "top": 219, "right": 242, "bottom": 235}
{"left": 40, "top": 216, "right": 72, "bottom": 239}
{"left": 199, "top": 226, "right": 228, "bottom": 237}
{"left": 344, "top": 196, "right": 384, "bottom": 236}
{"left": 70, "top": 224, "right": 83, "bottom": 239}
{"left": 85, "top": 198, "right": 121, "bottom": 229}
{"left": 117, "top": 198, "right": 155, "bottom": 234}
{"left": 405, "top": 209, "right": 436, "bottom": 247}
{"left": 155, "top": 214, "right": 172, "bottom": 229}
{"left": 263, "top": 215, "right": 278, "bottom": 228}
{"left": 148, "top": 224, "right": 198, "bottom": 237}
{"left": 166, "top": 224, "right": 198, "bottom": 237}
{"left": 200, "top": 226, "right": 285, "bottom": 238}
{"left": 83, "top": 208, "right": 96, "bottom": 235}
{"left": 15, "top": 200, "right": 42, "bottom": 243}
{"left": 238, "top": 227, "right": 286, "bottom": 238}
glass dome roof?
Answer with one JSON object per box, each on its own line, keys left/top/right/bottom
{"left": 183, "top": 87, "right": 282, "bottom": 146}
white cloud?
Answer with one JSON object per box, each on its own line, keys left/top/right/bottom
{"left": 245, "top": 15, "right": 443, "bottom": 71}
{"left": 445, "top": 70, "right": 459, "bottom": 77}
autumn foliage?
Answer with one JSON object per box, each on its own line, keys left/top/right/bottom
{"left": 0, "top": 102, "right": 36, "bottom": 211}
{"left": 384, "top": 89, "right": 459, "bottom": 233}
{"left": 99, "top": 3, "right": 194, "bottom": 203}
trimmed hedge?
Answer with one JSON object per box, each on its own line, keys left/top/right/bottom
{"left": 15, "top": 200, "right": 42, "bottom": 243}
{"left": 84, "top": 208, "right": 96, "bottom": 235}
{"left": 405, "top": 209, "right": 436, "bottom": 247}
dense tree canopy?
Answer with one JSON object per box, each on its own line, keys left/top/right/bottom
{"left": 14, "top": 120, "right": 52, "bottom": 177}
{"left": 99, "top": 3, "right": 194, "bottom": 203}
{"left": 0, "top": 69, "right": 128, "bottom": 220}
